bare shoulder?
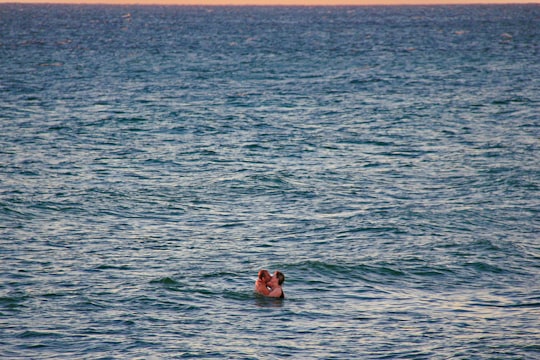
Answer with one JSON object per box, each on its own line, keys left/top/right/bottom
{"left": 268, "top": 287, "right": 283, "bottom": 298}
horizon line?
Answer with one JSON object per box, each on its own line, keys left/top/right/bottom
{"left": 2, "top": 1, "right": 538, "bottom": 6}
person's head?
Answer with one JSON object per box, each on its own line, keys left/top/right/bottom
{"left": 258, "top": 269, "right": 271, "bottom": 282}
{"left": 274, "top": 271, "right": 285, "bottom": 285}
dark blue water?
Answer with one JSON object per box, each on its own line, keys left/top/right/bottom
{"left": 1, "top": 4, "right": 539, "bottom": 359}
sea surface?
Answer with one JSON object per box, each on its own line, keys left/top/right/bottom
{"left": 1, "top": 4, "right": 539, "bottom": 359}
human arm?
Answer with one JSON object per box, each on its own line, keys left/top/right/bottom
{"left": 255, "top": 279, "right": 271, "bottom": 296}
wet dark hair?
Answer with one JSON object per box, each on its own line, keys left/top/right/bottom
{"left": 275, "top": 271, "right": 285, "bottom": 285}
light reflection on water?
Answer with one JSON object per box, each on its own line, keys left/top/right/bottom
{"left": 1, "top": 3, "right": 539, "bottom": 359}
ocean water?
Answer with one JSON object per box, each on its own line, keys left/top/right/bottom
{"left": 1, "top": 4, "right": 539, "bottom": 359}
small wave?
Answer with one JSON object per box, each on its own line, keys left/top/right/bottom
{"left": 282, "top": 260, "right": 407, "bottom": 281}
{"left": 95, "top": 264, "right": 132, "bottom": 271}
{"left": 0, "top": 295, "right": 29, "bottom": 312}
{"left": 253, "top": 294, "right": 285, "bottom": 308}
{"left": 492, "top": 96, "right": 532, "bottom": 105}
{"left": 18, "top": 330, "right": 63, "bottom": 338}
{"left": 502, "top": 302, "right": 540, "bottom": 309}
{"left": 149, "top": 277, "right": 222, "bottom": 298}
{"left": 150, "top": 277, "right": 178, "bottom": 285}
{"left": 149, "top": 277, "right": 192, "bottom": 293}
{"left": 202, "top": 271, "right": 237, "bottom": 279}
{"left": 223, "top": 290, "right": 256, "bottom": 301}
{"left": 463, "top": 261, "right": 505, "bottom": 274}
{"left": 349, "top": 76, "right": 386, "bottom": 85}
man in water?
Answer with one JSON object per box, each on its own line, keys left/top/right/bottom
{"left": 254, "top": 270, "right": 285, "bottom": 298}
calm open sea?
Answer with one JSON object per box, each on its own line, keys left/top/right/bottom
{"left": 1, "top": 4, "right": 539, "bottom": 359}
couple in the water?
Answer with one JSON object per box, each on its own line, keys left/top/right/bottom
{"left": 254, "top": 269, "right": 285, "bottom": 298}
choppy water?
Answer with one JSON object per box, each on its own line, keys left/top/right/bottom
{"left": 1, "top": 4, "right": 539, "bottom": 359}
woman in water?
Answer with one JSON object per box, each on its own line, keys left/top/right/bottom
{"left": 254, "top": 269, "right": 272, "bottom": 294}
